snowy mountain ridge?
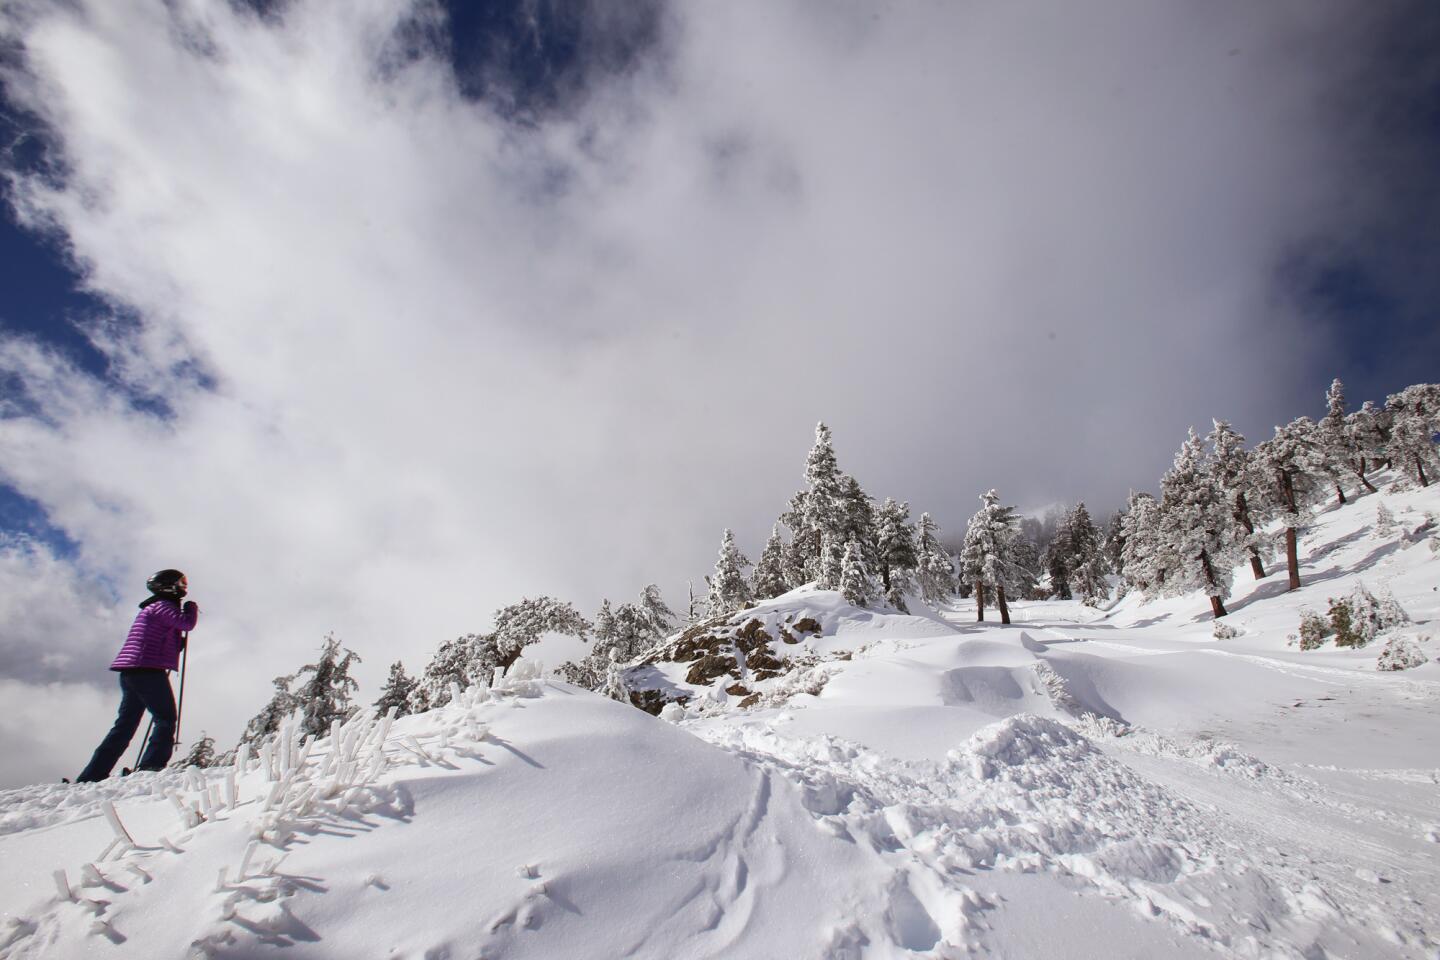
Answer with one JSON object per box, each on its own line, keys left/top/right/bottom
{"left": 1, "top": 477, "right": 1438, "bottom": 958}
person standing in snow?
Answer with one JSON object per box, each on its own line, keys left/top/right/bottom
{"left": 76, "top": 569, "right": 199, "bottom": 781}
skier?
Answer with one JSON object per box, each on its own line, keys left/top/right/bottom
{"left": 75, "top": 569, "right": 200, "bottom": 782}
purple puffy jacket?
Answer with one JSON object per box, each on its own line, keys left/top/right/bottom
{"left": 110, "top": 599, "right": 199, "bottom": 672}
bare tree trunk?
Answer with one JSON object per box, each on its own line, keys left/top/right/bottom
{"left": 1417, "top": 456, "right": 1430, "bottom": 488}
{"left": 1334, "top": 482, "right": 1346, "bottom": 505}
{"left": 1281, "top": 469, "right": 1301, "bottom": 590}
{"left": 1354, "top": 459, "right": 1378, "bottom": 494}
{"left": 1199, "top": 550, "right": 1228, "bottom": 618}
{"left": 1234, "top": 492, "right": 1267, "bottom": 580}
{"left": 1285, "top": 527, "right": 1300, "bottom": 590}
{"left": 996, "top": 583, "right": 1011, "bottom": 625}
{"left": 976, "top": 583, "right": 986, "bottom": 622}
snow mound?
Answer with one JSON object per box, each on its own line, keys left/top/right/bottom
{"left": 954, "top": 714, "right": 1093, "bottom": 781}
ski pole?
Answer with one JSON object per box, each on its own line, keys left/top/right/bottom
{"left": 174, "top": 633, "right": 189, "bottom": 748}
{"left": 132, "top": 718, "right": 154, "bottom": 771}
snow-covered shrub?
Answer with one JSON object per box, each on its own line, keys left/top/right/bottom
{"left": 1351, "top": 584, "right": 1408, "bottom": 644}
{"left": 1328, "top": 597, "right": 1363, "bottom": 648}
{"left": 1375, "top": 502, "right": 1395, "bottom": 537}
{"left": 1376, "top": 635, "right": 1430, "bottom": 671}
{"left": 1298, "top": 609, "right": 1331, "bottom": 650}
{"left": 1212, "top": 621, "right": 1239, "bottom": 640}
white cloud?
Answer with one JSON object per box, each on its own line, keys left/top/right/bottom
{"left": 0, "top": 0, "right": 1416, "bottom": 783}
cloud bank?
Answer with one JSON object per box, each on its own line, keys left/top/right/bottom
{"left": 0, "top": 0, "right": 1430, "bottom": 783}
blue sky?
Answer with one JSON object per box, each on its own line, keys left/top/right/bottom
{"left": 0, "top": 0, "right": 1437, "bottom": 784}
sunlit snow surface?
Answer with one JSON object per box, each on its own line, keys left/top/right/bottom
{"left": 1, "top": 479, "right": 1437, "bottom": 958}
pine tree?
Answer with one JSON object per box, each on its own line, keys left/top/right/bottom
{"left": 1385, "top": 384, "right": 1440, "bottom": 488}
{"left": 178, "top": 733, "right": 216, "bottom": 769}
{"left": 1206, "top": 419, "right": 1271, "bottom": 580}
{"left": 1347, "top": 400, "right": 1389, "bottom": 484}
{"left": 1317, "top": 378, "right": 1363, "bottom": 504}
{"left": 799, "top": 423, "right": 847, "bottom": 579}
{"left": 817, "top": 532, "right": 844, "bottom": 591}
{"left": 1009, "top": 533, "right": 1042, "bottom": 601}
{"left": 751, "top": 525, "right": 791, "bottom": 601}
{"left": 962, "top": 490, "right": 1020, "bottom": 624}
{"left": 592, "top": 600, "right": 617, "bottom": 657}
{"left": 598, "top": 656, "right": 631, "bottom": 703}
{"left": 1255, "top": 417, "right": 1330, "bottom": 590}
{"left": 838, "top": 474, "right": 875, "bottom": 560}
{"left": 291, "top": 634, "right": 363, "bottom": 739}
{"left": 839, "top": 539, "right": 876, "bottom": 606}
{"left": 1044, "top": 525, "right": 1073, "bottom": 600}
{"left": 412, "top": 633, "right": 496, "bottom": 711}
{"left": 240, "top": 674, "right": 299, "bottom": 746}
{"left": 1117, "top": 491, "right": 1164, "bottom": 595}
{"left": 915, "top": 512, "right": 956, "bottom": 605}
{"left": 637, "top": 584, "right": 677, "bottom": 642}
{"left": 374, "top": 661, "right": 418, "bottom": 718}
{"left": 707, "top": 529, "right": 752, "bottom": 617}
{"left": 492, "top": 597, "right": 591, "bottom": 675}
{"left": 872, "top": 498, "right": 918, "bottom": 610}
{"left": 1061, "top": 502, "right": 1110, "bottom": 602}
{"left": 1154, "top": 430, "right": 1245, "bottom": 618}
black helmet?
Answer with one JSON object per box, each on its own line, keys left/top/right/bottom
{"left": 146, "top": 569, "right": 188, "bottom": 599}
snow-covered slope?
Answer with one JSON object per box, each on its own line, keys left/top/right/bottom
{"left": 2, "top": 481, "right": 1437, "bottom": 958}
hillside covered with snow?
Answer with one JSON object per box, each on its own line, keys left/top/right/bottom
{"left": 1, "top": 478, "right": 1438, "bottom": 958}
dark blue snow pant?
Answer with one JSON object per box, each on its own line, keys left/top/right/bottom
{"left": 77, "top": 669, "right": 177, "bottom": 781}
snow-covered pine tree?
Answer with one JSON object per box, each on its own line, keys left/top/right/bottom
{"left": 800, "top": 423, "right": 848, "bottom": 579}
{"left": 1154, "top": 430, "right": 1246, "bottom": 618}
{"left": 598, "top": 656, "right": 631, "bottom": 703}
{"left": 1347, "top": 400, "right": 1389, "bottom": 483}
{"left": 1376, "top": 501, "right": 1396, "bottom": 537}
{"left": 1009, "top": 533, "right": 1042, "bottom": 601}
{"left": 1317, "top": 378, "right": 1363, "bottom": 504}
{"left": 751, "top": 525, "right": 791, "bottom": 601}
{"left": 411, "top": 633, "right": 496, "bottom": 711}
{"left": 1206, "top": 419, "right": 1272, "bottom": 581}
{"left": 592, "top": 600, "right": 617, "bottom": 658}
{"left": 1044, "top": 523, "right": 1073, "bottom": 600}
{"left": 374, "top": 661, "right": 418, "bottom": 718}
{"left": 818, "top": 532, "right": 844, "bottom": 591}
{"left": 838, "top": 474, "right": 876, "bottom": 561}
{"left": 707, "top": 529, "right": 752, "bottom": 617}
{"left": 872, "top": 498, "right": 918, "bottom": 610}
{"left": 637, "top": 584, "right": 677, "bottom": 644}
{"left": 492, "top": 597, "right": 591, "bottom": 676}
{"left": 606, "top": 603, "right": 652, "bottom": 663}
{"left": 839, "top": 539, "right": 876, "bottom": 606}
{"left": 1117, "top": 491, "right": 1165, "bottom": 595}
{"left": 177, "top": 733, "right": 216, "bottom": 768}
{"left": 961, "top": 489, "right": 1020, "bottom": 624}
{"left": 1254, "top": 417, "right": 1330, "bottom": 590}
{"left": 1062, "top": 502, "right": 1110, "bottom": 603}
{"left": 915, "top": 512, "right": 956, "bottom": 605}
{"left": 239, "top": 674, "right": 299, "bottom": 747}
{"left": 1103, "top": 509, "right": 1127, "bottom": 578}
{"left": 1385, "top": 384, "right": 1440, "bottom": 488}
{"left": 291, "top": 634, "right": 363, "bottom": 739}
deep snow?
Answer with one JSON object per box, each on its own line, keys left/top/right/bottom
{"left": 1, "top": 479, "right": 1437, "bottom": 958}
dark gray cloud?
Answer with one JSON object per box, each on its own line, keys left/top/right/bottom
{"left": 0, "top": 0, "right": 1433, "bottom": 779}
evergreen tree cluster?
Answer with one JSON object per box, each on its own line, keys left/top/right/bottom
{"left": 224, "top": 379, "right": 1436, "bottom": 751}
{"left": 1109, "top": 379, "right": 1440, "bottom": 617}
{"left": 702, "top": 422, "right": 956, "bottom": 618}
